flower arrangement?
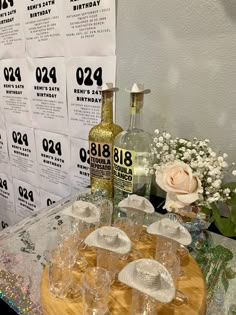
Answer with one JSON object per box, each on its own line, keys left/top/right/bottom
{"left": 151, "top": 129, "right": 236, "bottom": 237}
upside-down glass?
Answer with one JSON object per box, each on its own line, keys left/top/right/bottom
{"left": 96, "top": 248, "right": 120, "bottom": 283}
{"left": 131, "top": 289, "right": 157, "bottom": 315}
{"left": 81, "top": 267, "right": 111, "bottom": 315}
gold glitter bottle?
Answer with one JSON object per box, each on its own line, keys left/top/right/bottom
{"left": 89, "top": 83, "right": 123, "bottom": 198}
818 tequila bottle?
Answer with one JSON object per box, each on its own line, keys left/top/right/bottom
{"left": 89, "top": 83, "right": 123, "bottom": 198}
{"left": 113, "top": 84, "right": 153, "bottom": 207}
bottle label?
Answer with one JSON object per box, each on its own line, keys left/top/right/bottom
{"left": 89, "top": 141, "right": 112, "bottom": 180}
{"left": 113, "top": 146, "right": 135, "bottom": 193}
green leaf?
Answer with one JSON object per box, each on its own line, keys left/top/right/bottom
{"left": 201, "top": 206, "right": 212, "bottom": 216}
{"left": 212, "top": 204, "right": 236, "bottom": 237}
{"left": 229, "top": 196, "right": 236, "bottom": 225}
{"left": 222, "top": 182, "right": 236, "bottom": 190}
{"left": 221, "top": 272, "right": 229, "bottom": 292}
{"left": 225, "top": 267, "right": 236, "bottom": 280}
{"left": 222, "top": 182, "right": 236, "bottom": 224}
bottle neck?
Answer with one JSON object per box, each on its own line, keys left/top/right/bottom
{"left": 101, "top": 91, "right": 113, "bottom": 124}
{"left": 128, "top": 93, "right": 144, "bottom": 130}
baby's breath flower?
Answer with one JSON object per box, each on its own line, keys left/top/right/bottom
{"left": 151, "top": 130, "right": 235, "bottom": 208}
{"left": 221, "top": 161, "right": 228, "bottom": 168}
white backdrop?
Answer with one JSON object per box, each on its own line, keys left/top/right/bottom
{"left": 0, "top": 0, "right": 116, "bottom": 229}
{"left": 116, "top": 0, "right": 236, "bottom": 195}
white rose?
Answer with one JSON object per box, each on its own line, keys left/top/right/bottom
{"left": 155, "top": 161, "right": 202, "bottom": 211}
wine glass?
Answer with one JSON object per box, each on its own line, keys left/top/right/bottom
{"left": 155, "top": 250, "right": 188, "bottom": 306}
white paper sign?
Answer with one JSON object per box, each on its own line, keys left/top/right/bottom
{"left": 0, "top": 0, "right": 25, "bottom": 58}
{"left": 64, "top": 0, "right": 115, "bottom": 56}
{"left": 23, "top": 0, "right": 64, "bottom": 57}
{"left": 40, "top": 189, "right": 61, "bottom": 209}
{"left": 7, "top": 124, "right": 38, "bottom": 186}
{"left": 35, "top": 129, "right": 71, "bottom": 197}
{"left": 0, "top": 212, "right": 22, "bottom": 230}
{"left": 70, "top": 137, "right": 90, "bottom": 190}
{"left": 0, "top": 113, "right": 10, "bottom": 174}
{"left": 29, "top": 57, "right": 68, "bottom": 134}
{"left": 0, "top": 120, "right": 11, "bottom": 180}
{"left": 67, "top": 56, "right": 116, "bottom": 139}
{"left": 0, "top": 127, "right": 9, "bottom": 164}
{"left": 0, "top": 172, "right": 15, "bottom": 214}
{"left": 0, "top": 59, "right": 32, "bottom": 127}
{"left": 13, "top": 178, "right": 41, "bottom": 218}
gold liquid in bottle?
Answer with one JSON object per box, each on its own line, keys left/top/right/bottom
{"left": 89, "top": 83, "right": 123, "bottom": 198}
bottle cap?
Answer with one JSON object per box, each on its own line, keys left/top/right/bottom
{"left": 125, "top": 83, "right": 151, "bottom": 94}
{"left": 99, "top": 82, "right": 119, "bottom": 92}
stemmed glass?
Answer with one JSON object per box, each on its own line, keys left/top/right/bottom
{"left": 126, "top": 209, "right": 145, "bottom": 242}
{"left": 113, "top": 217, "right": 142, "bottom": 261}
{"left": 46, "top": 229, "right": 81, "bottom": 300}
{"left": 131, "top": 289, "right": 157, "bottom": 315}
{"left": 96, "top": 198, "right": 113, "bottom": 227}
{"left": 155, "top": 250, "right": 188, "bottom": 306}
{"left": 48, "top": 260, "right": 72, "bottom": 298}
{"left": 81, "top": 267, "right": 111, "bottom": 315}
{"left": 155, "top": 235, "right": 179, "bottom": 253}
{"left": 96, "top": 248, "right": 120, "bottom": 283}
{"left": 155, "top": 235, "right": 187, "bottom": 278}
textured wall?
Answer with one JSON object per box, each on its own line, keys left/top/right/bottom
{"left": 116, "top": 0, "right": 236, "bottom": 188}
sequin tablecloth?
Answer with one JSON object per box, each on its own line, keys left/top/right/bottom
{"left": 0, "top": 193, "right": 235, "bottom": 315}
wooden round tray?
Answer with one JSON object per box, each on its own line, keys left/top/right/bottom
{"left": 41, "top": 230, "right": 206, "bottom": 315}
